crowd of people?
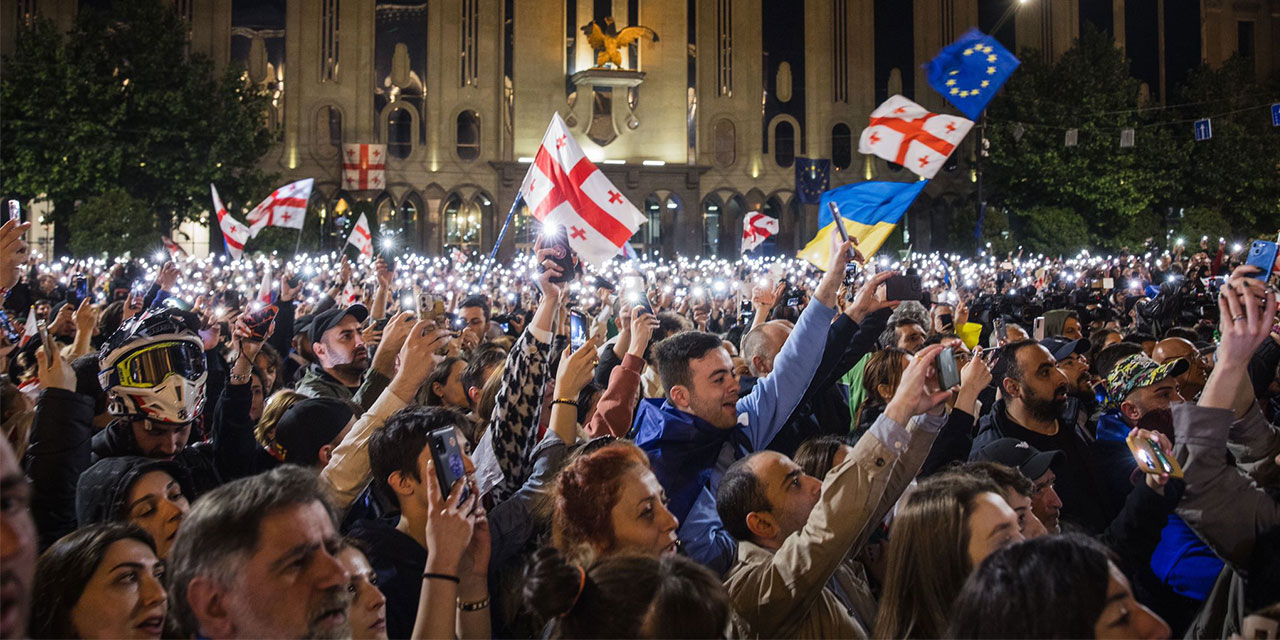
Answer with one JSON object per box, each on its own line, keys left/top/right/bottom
{"left": 1, "top": 215, "right": 1278, "bottom": 640}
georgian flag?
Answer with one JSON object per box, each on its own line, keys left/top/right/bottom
{"left": 517, "top": 113, "right": 646, "bottom": 268}
{"left": 211, "top": 184, "right": 250, "bottom": 260}
{"left": 741, "top": 211, "right": 779, "bottom": 253}
{"left": 20, "top": 307, "right": 37, "bottom": 347}
{"left": 342, "top": 144, "right": 387, "bottom": 191}
{"left": 859, "top": 95, "right": 973, "bottom": 180}
{"left": 246, "top": 178, "right": 313, "bottom": 238}
{"left": 160, "top": 235, "right": 188, "bottom": 259}
{"left": 346, "top": 212, "right": 374, "bottom": 258}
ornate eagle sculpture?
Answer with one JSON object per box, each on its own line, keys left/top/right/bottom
{"left": 580, "top": 17, "right": 659, "bottom": 69}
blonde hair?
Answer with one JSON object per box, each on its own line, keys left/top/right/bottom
{"left": 254, "top": 389, "right": 304, "bottom": 450}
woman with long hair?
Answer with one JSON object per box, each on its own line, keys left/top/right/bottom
{"left": 873, "top": 473, "right": 1023, "bottom": 639}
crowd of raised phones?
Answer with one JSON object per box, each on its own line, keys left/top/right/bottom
{"left": 1, "top": 217, "right": 1278, "bottom": 640}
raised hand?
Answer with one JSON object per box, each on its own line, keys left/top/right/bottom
{"left": 846, "top": 270, "right": 900, "bottom": 324}
{"left": 554, "top": 339, "right": 601, "bottom": 400}
{"left": 73, "top": 297, "right": 100, "bottom": 338}
{"left": 36, "top": 344, "right": 76, "bottom": 392}
{"left": 0, "top": 219, "right": 31, "bottom": 292}
{"left": 884, "top": 344, "right": 955, "bottom": 425}
{"left": 535, "top": 248, "right": 566, "bottom": 302}
{"left": 389, "top": 319, "right": 453, "bottom": 401}
{"left": 279, "top": 273, "right": 303, "bottom": 302}
{"left": 422, "top": 456, "right": 480, "bottom": 574}
{"left": 627, "top": 304, "right": 660, "bottom": 358}
{"left": 371, "top": 311, "right": 415, "bottom": 375}
{"left": 156, "top": 261, "right": 180, "bottom": 291}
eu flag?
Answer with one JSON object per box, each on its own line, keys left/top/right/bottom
{"left": 797, "top": 180, "right": 927, "bottom": 269}
{"left": 926, "top": 28, "right": 1020, "bottom": 120}
{"left": 794, "top": 158, "right": 830, "bottom": 204}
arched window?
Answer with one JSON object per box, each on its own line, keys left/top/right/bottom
{"left": 388, "top": 108, "right": 412, "bottom": 159}
{"left": 456, "top": 110, "right": 480, "bottom": 161}
{"left": 832, "top": 123, "right": 852, "bottom": 171}
{"left": 315, "top": 105, "right": 342, "bottom": 157}
{"left": 702, "top": 196, "right": 723, "bottom": 256}
{"left": 402, "top": 193, "right": 422, "bottom": 248}
{"left": 774, "top": 121, "right": 795, "bottom": 168}
{"left": 713, "top": 119, "right": 736, "bottom": 167}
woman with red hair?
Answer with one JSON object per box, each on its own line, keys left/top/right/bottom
{"left": 552, "top": 441, "right": 680, "bottom": 564}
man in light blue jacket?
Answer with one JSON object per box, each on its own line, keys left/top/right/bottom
{"left": 633, "top": 242, "right": 860, "bottom": 574}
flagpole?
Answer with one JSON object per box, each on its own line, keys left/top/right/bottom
{"left": 477, "top": 194, "right": 523, "bottom": 289}
{"left": 294, "top": 226, "right": 304, "bottom": 256}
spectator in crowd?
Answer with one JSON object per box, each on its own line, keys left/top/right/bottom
{"left": 970, "top": 340, "right": 1111, "bottom": 532}
{"left": 718, "top": 344, "right": 949, "bottom": 638}
{"left": 523, "top": 548, "right": 732, "bottom": 639}
{"left": 947, "top": 534, "right": 1171, "bottom": 639}
{"left": 971, "top": 438, "right": 1066, "bottom": 534}
{"left": 166, "top": 466, "right": 352, "bottom": 639}
{"left": 30, "top": 523, "right": 167, "bottom": 640}
{"left": 1151, "top": 337, "right": 1210, "bottom": 400}
{"left": 0, "top": 435, "right": 36, "bottom": 640}
{"left": 874, "top": 473, "right": 1023, "bottom": 639}
{"left": 74, "top": 456, "right": 193, "bottom": 559}
{"left": 336, "top": 541, "right": 389, "bottom": 640}
{"left": 297, "top": 305, "right": 399, "bottom": 415}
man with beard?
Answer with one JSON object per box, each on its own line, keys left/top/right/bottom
{"left": 1091, "top": 354, "right": 1222, "bottom": 611}
{"left": 167, "top": 466, "right": 353, "bottom": 639}
{"left": 297, "top": 304, "right": 393, "bottom": 415}
{"left": 1041, "top": 337, "right": 1098, "bottom": 433}
{"left": 970, "top": 340, "right": 1110, "bottom": 533}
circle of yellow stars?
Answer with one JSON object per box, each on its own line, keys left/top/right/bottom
{"left": 943, "top": 43, "right": 998, "bottom": 98}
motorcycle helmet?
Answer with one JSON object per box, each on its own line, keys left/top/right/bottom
{"left": 98, "top": 307, "right": 207, "bottom": 424}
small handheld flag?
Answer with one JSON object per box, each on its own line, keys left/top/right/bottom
{"left": 346, "top": 213, "right": 374, "bottom": 258}
{"left": 741, "top": 211, "right": 779, "bottom": 253}
{"left": 926, "top": 28, "right": 1020, "bottom": 120}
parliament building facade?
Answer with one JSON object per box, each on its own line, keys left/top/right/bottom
{"left": 4, "top": 0, "right": 1276, "bottom": 258}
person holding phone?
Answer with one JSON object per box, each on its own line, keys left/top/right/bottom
{"left": 631, "top": 241, "right": 855, "bottom": 574}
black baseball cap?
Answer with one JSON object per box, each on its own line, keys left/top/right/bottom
{"left": 1040, "top": 336, "right": 1091, "bottom": 363}
{"left": 272, "top": 397, "right": 354, "bottom": 466}
{"left": 972, "top": 438, "right": 1065, "bottom": 481}
{"left": 307, "top": 304, "right": 369, "bottom": 346}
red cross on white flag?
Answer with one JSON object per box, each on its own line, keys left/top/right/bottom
{"left": 342, "top": 144, "right": 387, "bottom": 191}
{"left": 517, "top": 113, "right": 646, "bottom": 268}
{"left": 246, "top": 178, "right": 313, "bottom": 238}
{"left": 858, "top": 95, "right": 973, "bottom": 180}
{"left": 346, "top": 212, "right": 374, "bottom": 258}
{"left": 211, "top": 184, "right": 250, "bottom": 260}
{"left": 741, "top": 211, "right": 779, "bottom": 253}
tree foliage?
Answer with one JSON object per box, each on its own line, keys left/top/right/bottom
{"left": 0, "top": 0, "right": 276, "bottom": 250}
{"left": 68, "top": 188, "right": 156, "bottom": 257}
{"left": 984, "top": 25, "right": 1185, "bottom": 251}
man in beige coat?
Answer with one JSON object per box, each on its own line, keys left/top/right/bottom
{"left": 717, "top": 344, "right": 953, "bottom": 638}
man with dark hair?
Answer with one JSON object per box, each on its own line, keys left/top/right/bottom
{"left": 970, "top": 340, "right": 1109, "bottom": 533}
{"left": 717, "top": 347, "right": 948, "bottom": 637}
{"left": 1096, "top": 342, "right": 1145, "bottom": 382}
{"left": 460, "top": 347, "right": 505, "bottom": 413}
{"left": 877, "top": 317, "right": 927, "bottom": 353}
{"left": 348, "top": 406, "right": 487, "bottom": 639}
{"left": 633, "top": 242, "right": 854, "bottom": 574}
{"left": 298, "top": 306, "right": 409, "bottom": 415}
{"left": 457, "top": 294, "right": 495, "bottom": 341}
{"left": 970, "top": 439, "right": 1066, "bottom": 534}
{"left": 954, "top": 459, "right": 1049, "bottom": 538}
{"left": 167, "top": 466, "right": 352, "bottom": 639}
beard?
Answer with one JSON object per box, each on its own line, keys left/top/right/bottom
{"left": 1023, "top": 385, "right": 1068, "bottom": 423}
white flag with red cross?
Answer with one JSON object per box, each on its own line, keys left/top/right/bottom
{"left": 517, "top": 113, "right": 646, "bottom": 268}
{"left": 346, "top": 212, "right": 374, "bottom": 258}
{"left": 246, "top": 178, "right": 313, "bottom": 238}
{"left": 342, "top": 144, "right": 387, "bottom": 191}
{"left": 858, "top": 95, "right": 973, "bottom": 180}
{"left": 160, "top": 235, "right": 188, "bottom": 259}
{"left": 210, "top": 184, "right": 250, "bottom": 260}
{"left": 741, "top": 211, "right": 779, "bottom": 253}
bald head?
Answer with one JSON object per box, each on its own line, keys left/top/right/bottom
{"left": 1152, "top": 337, "right": 1208, "bottom": 399}
{"left": 741, "top": 322, "right": 791, "bottom": 377}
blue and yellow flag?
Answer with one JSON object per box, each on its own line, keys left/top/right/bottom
{"left": 797, "top": 180, "right": 927, "bottom": 270}
{"left": 926, "top": 28, "right": 1020, "bottom": 120}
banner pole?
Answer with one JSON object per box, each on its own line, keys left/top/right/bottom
{"left": 477, "top": 194, "right": 522, "bottom": 289}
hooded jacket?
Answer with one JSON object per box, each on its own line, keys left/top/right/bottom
{"left": 91, "top": 418, "right": 223, "bottom": 497}
{"left": 75, "top": 456, "right": 194, "bottom": 526}
{"left": 632, "top": 298, "right": 836, "bottom": 574}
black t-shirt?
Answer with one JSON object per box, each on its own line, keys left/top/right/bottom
{"left": 346, "top": 517, "right": 427, "bottom": 639}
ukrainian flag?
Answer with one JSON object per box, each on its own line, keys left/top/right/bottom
{"left": 797, "top": 179, "right": 928, "bottom": 269}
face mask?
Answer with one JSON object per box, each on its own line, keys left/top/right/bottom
{"left": 1136, "top": 407, "right": 1175, "bottom": 442}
